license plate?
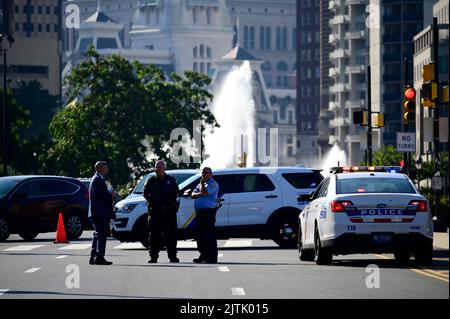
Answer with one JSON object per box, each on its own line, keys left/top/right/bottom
{"left": 372, "top": 233, "right": 392, "bottom": 243}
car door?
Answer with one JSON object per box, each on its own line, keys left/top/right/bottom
{"left": 227, "top": 173, "right": 281, "bottom": 226}
{"left": 177, "top": 176, "right": 230, "bottom": 231}
{"left": 305, "top": 178, "right": 330, "bottom": 244}
{"left": 10, "top": 180, "right": 45, "bottom": 230}
{"left": 38, "top": 179, "right": 77, "bottom": 227}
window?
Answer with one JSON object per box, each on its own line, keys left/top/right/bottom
{"left": 337, "top": 178, "right": 416, "bottom": 194}
{"left": 277, "top": 61, "right": 288, "bottom": 71}
{"left": 46, "top": 6, "right": 50, "bottom": 14}
{"left": 206, "top": 47, "right": 211, "bottom": 58}
{"left": 46, "top": 24, "right": 50, "bottom": 32}
{"left": 281, "top": 172, "right": 323, "bottom": 189}
{"left": 292, "top": 28, "right": 297, "bottom": 49}
{"left": 317, "top": 178, "right": 330, "bottom": 198}
{"left": 249, "top": 26, "right": 255, "bottom": 49}
{"left": 276, "top": 27, "right": 281, "bottom": 50}
{"left": 38, "top": 24, "right": 42, "bottom": 32}
{"left": 16, "top": 181, "right": 41, "bottom": 197}
{"left": 97, "top": 38, "right": 118, "bottom": 49}
{"left": 240, "top": 174, "right": 275, "bottom": 192}
{"left": 79, "top": 38, "right": 94, "bottom": 53}
{"left": 193, "top": 62, "right": 198, "bottom": 71}
{"left": 38, "top": 6, "right": 42, "bottom": 14}
{"left": 265, "top": 27, "right": 271, "bottom": 49}
{"left": 244, "top": 26, "right": 249, "bottom": 48}
{"left": 200, "top": 44, "right": 204, "bottom": 57}
{"left": 15, "top": 5, "right": 19, "bottom": 14}
{"left": 261, "top": 61, "right": 271, "bottom": 71}
{"left": 39, "top": 180, "right": 78, "bottom": 196}
{"left": 282, "top": 27, "right": 288, "bottom": 50}
{"left": 193, "top": 47, "right": 198, "bottom": 58}
{"left": 260, "top": 26, "right": 265, "bottom": 49}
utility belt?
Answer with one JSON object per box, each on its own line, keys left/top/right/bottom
{"left": 148, "top": 203, "right": 179, "bottom": 214}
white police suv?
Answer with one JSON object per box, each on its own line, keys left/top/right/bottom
{"left": 112, "top": 167, "right": 323, "bottom": 247}
{"left": 297, "top": 166, "right": 433, "bottom": 266}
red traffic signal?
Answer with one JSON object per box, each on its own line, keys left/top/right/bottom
{"left": 404, "top": 87, "right": 416, "bottom": 100}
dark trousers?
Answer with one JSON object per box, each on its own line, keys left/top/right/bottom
{"left": 196, "top": 208, "right": 218, "bottom": 261}
{"left": 148, "top": 210, "right": 178, "bottom": 260}
{"left": 91, "top": 217, "right": 110, "bottom": 258}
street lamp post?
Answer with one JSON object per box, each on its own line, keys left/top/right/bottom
{"left": 0, "top": 34, "right": 14, "bottom": 176}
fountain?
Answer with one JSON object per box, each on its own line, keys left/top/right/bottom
{"left": 320, "top": 144, "right": 348, "bottom": 176}
{"left": 203, "top": 61, "right": 256, "bottom": 169}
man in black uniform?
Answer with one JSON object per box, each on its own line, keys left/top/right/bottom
{"left": 144, "top": 160, "right": 180, "bottom": 263}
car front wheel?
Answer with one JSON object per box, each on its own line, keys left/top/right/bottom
{"left": 314, "top": 227, "right": 332, "bottom": 265}
{"left": 298, "top": 225, "right": 314, "bottom": 261}
{"left": 65, "top": 212, "right": 83, "bottom": 239}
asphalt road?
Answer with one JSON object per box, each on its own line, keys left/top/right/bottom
{"left": 0, "top": 231, "right": 448, "bottom": 299}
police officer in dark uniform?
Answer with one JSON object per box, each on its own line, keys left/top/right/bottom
{"left": 144, "top": 160, "right": 180, "bottom": 263}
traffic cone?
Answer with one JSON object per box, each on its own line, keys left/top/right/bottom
{"left": 54, "top": 212, "right": 69, "bottom": 244}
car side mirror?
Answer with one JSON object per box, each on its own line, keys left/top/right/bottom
{"left": 297, "top": 192, "right": 313, "bottom": 202}
{"left": 13, "top": 192, "right": 27, "bottom": 201}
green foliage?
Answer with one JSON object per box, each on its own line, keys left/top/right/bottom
{"left": 371, "top": 145, "right": 404, "bottom": 166}
{"left": 46, "top": 47, "right": 217, "bottom": 186}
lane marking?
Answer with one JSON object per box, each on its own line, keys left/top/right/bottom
{"left": 114, "top": 243, "right": 144, "bottom": 250}
{"left": 218, "top": 266, "right": 230, "bottom": 272}
{"left": 0, "top": 289, "right": 9, "bottom": 296}
{"left": 55, "top": 255, "right": 68, "bottom": 259}
{"left": 223, "top": 240, "right": 253, "bottom": 248}
{"left": 3, "top": 245, "right": 44, "bottom": 252}
{"left": 218, "top": 254, "right": 224, "bottom": 258}
{"left": 372, "top": 254, "right": 449, "bottom": 283}
{"left": 231, "top": 287, "right": 246, "bottom": 296}
{"left": 24, "top": 268, "right": 41, "bottom": 273}
{"left": 58, "top": 244, "right": 92, "bottom": 250}
{"left": 177, "top": 241, "right": 198, "bottom": 249}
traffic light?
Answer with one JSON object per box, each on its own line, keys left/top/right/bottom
{"left": 403, "top": 86, "right": 416, "bottom": 123}
{"left": 443, "top": 85, "right": 449, "bottom": 103}
{"left": 421, "top": 63, "right": 437, "bottom": 108}
{"left": 373, "top": 113, "right": 385, "bottom": 128}
{"left": 353, "top": 110, "right": 368, "bottom": 126}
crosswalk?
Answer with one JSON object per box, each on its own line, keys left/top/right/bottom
{"left": 1, "top": 239, "right": 256, "bottom": 252}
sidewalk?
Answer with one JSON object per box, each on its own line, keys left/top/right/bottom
{"left": 434, "top": 230, "right": 449, "bottom": 250}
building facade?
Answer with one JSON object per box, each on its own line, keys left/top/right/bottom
{"left": 1, "top": 0, "right": 62, "bottom": 96}
{"left": 328, "top": 0, "right": 369, "bottom": 165}
{"left": 370, "top": 0, "right": 429, "bottom": 149}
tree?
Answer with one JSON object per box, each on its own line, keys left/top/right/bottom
{"left": 0, "top": 89, "right": 31, "bottom": 175}
{"left": 14, "top": 80, "right": 60, "bottom": 139}
{"left": 371, "top": 145, "right": 404, "bottom": 166}
{"left": 46, "top": 47, "right": 217, "bottom": 186}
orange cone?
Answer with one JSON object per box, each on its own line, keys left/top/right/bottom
{"left": 54, "top": 213, "right": 69, "bottom": 244}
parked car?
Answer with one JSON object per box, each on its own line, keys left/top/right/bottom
{"left": 0, "top": 176, "right": 89, "bottom": 241}
{"left": 78, "top": 178, "right": 121, "bottom": 204}
{"left": 112, "top": 167, "right": 323, "bottom": 247}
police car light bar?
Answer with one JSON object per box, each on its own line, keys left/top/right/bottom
{"left": 330, "top": 166, "right": 403, "bottom": 174}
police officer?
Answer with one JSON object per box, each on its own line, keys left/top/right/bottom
{"left": 144, "top": 160, "right": 180, "bottom": 263}
{"left": 192, "top": 167, "right": 219, "bottom": 264}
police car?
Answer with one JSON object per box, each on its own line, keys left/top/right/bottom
{"left": 112, "top": 167, "right": 323, "bottom": 247}
{"left": 297, "top": 166, "right": 433, "bottom": 266}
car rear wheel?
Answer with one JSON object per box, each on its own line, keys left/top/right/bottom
{"left": 298, "top": 225, "right": 314, "bottom": 262}
{"left": 65, "top": 212, "right": 83, "bottom": 239}
{"left": 272, "top": 216, "right": 298, "bottom": 247}
{"left": 0, "top": 217, "right": 10, "bottom": 242}
{"left": 314, "top": 227, "right": 332, "bottom": 265}
{"left": 19, "top": 232, "right": 39, "bottom": 241}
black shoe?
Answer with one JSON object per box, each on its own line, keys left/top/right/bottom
{"left": 193, "top": 258, "right": 205, "bottom": 264}
{"left": 89, "top": 256, "right": 95, "bottom": 265}
{"left": 169, "top": 257, "right": 180, "bottom": 263}
{"left": 148, "top": 258, "right": 158, "bottom": 263}
{"left": 205, "top": 259, "right": 218, "bottom": 264}
{"left": 94, "top": 257, "right": 113, "bottom": 265}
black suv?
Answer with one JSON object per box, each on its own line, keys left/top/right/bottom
{"left": 0, "top": 176, "right": 89, "bottom": 241}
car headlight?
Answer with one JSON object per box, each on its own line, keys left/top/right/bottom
{"left": 115, "top": 203, "right": 138, "bottom": 213}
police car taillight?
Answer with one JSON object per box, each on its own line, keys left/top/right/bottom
{"left": 331, "top": 200, "right": 354, "bottom": 212}
{"left": 409, "top": 200, "right": 428, "bottom": 212}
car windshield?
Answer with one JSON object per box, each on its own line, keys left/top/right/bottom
{"left": 0, "top": 179, "right": 21, "bottom": 198}
{"left": 336, "top": 177, "right": 416, "bottom": 194}
{"left": 133, "top": 173, "right": 196, "bottom": 194}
